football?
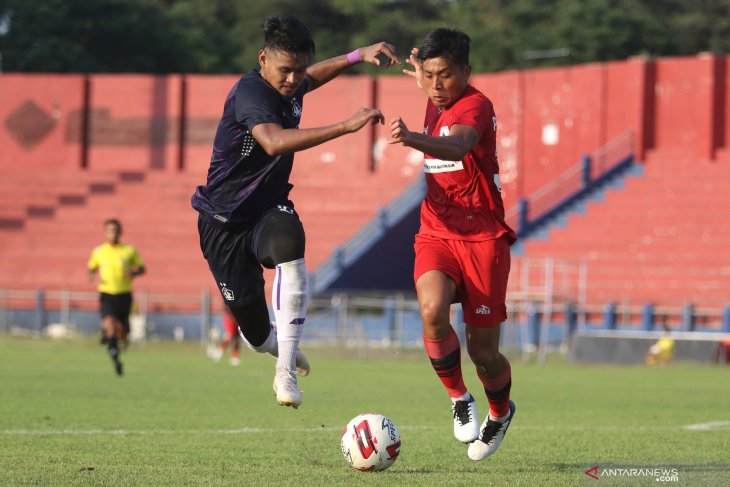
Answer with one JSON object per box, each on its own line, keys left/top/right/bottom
{"left": 341, "top": 413, "right": 401, "bottom": 471}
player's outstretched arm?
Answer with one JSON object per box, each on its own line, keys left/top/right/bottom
{"left": 402, "top": 48, "right": 424, "bottom": 90}
{"left": 389, "top": 117, "right": 479, "bottom": 161}
{"left": 252, "top": 108, "right": 385, "bottom": 157}
{"left": 306, "top": 42, "right": 399, "bottom": 92}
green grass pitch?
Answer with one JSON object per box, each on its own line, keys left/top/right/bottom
{"left": 1, "top": 335, "right": 729, "bottom": 486}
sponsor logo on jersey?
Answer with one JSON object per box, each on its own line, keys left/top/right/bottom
{"left": 439, "top": 126, "right": 450, "bottom": 137}
{"left": 277, "top": 205, "right": 294, "bottom": 214}
{"left": 424, "top": 158, "right": 464, "bottom": 173}
{"left": 475, "top": 305, "right": 491, "bottom": 315}
{"left": 290, "top": 318, "right": 305, "bottom": 325}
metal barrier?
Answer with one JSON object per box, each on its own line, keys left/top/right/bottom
{"left": 2, "top": 287, "right": 727, "bottom": 363}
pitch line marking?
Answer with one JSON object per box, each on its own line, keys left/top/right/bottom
{"left": 0, "top": 424, "right": 707, "bottom": 436}
{"left": 682, "top": 420, "right": 730, "bottom": 431}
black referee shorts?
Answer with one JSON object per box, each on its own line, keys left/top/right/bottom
{"left": 197, "top": 204, "right": 304, "bottom": 307}
{"left": 99, "top": 292, "right": 132, "bottom": 336}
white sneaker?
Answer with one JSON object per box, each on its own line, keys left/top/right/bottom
{"left": 273, "top": 367, "right": 302, "bottom": 408}
{"left": 452, "top": 394, "right": 480, "bottom": 443}
{"left": 467, "top": 400, "right": 516, "bottom": 461}
{"left": 295, "top": 349, "right": 310, "bottom": 377}
{"left": 229, "top": 356, "right": 240, "bottom": 366}
{"left": 211, "top": 347, "right": 223, "bottom": 363}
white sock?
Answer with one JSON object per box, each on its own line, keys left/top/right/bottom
{"left": 271, "top": 258, "right": 308, "bottom": 371}
{"left": 451, "top": 392, "right": 471, "bottom": 403}
{"left": 240, "top": 327, "right": 277, "bottom": 355}
{"left": 490, "top": 411, "right": 511, "bottom": 423}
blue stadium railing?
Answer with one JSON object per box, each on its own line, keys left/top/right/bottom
{"left": 310, "top": 176, "right": 426, "bottom": 294}
{"left": 505, "top": 129, "right": 636, "bottom": 238}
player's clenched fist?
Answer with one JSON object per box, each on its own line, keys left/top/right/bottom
{"left": 388, "top": 117, "right": 410, "bottom": 145}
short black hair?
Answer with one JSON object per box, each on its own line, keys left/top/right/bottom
{"left": 104, "top": 218, "right": 122, "bottom": 233}
{"left": 417, "top": 28, "right": 470, "bottom": 67}
{"left": 262, "top": 14, "right": 315, "bottom": 56}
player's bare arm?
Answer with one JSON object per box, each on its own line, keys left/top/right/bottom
{"left": 252, "top": 108, "right": 385, "bottom": 157}
{"left": 388, "top": 117, "right": 479, "bottom": 161}
{"left": 306, "top": 42, "right": 399, "bottom": 92}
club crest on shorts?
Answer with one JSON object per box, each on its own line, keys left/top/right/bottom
{"left": 475, "top": 305, "right": 491, "bottom": 315}
{"left": 219, "top": 282, "right": 235, "bottom": 301}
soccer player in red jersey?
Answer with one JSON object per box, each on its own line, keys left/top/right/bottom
{"left": 389, "top": 28, "right": 517, "bottom": 461}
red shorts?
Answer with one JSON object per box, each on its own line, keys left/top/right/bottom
{"left": 414, "top": 234, "right": 511, "bottom": 327}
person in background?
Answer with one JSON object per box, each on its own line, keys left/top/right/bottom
{"left": 646, "top": 322, "right": 674, "bottom": 365}
{"left": 88, "top": 219, "right": 145, "bottom": 376}
{"left": 211, "top": 306, "right": 243, "bottom": 366}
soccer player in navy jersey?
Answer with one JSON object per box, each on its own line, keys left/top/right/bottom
{"left": 192, "top": 14, "right": 398, "bottom": 408}
{"left": 389, "top": 29, "right": 517, "bottom": 460}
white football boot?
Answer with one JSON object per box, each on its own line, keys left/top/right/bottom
{"left": 210, "top": 347, "right": 223, "bottom": 363}
{"left": 452, "top": 394, "right": 480, "bottom": 443}
{"left": 467, "top": 400, "right": 516, "bottom": 461}
{"left": 273, "top": 367, "right": 302, "bottom": 408}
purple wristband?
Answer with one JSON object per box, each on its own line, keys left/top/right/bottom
{"left": 347, "top": 49, "right": 362, "bottom": 65}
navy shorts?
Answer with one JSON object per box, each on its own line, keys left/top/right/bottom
{"left": 197, "top": 204, "right": 303, "bottom": 307}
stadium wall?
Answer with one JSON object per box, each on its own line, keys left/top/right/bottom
{"left": 2, "top": 54, "right": 728, "bottom": 193}
{"left": 2, "top": 53, "right": 730, "bottom": 317}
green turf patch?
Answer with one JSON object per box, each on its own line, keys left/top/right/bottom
{"left": 1, "top": 336, "right": 728, "bottom": 486}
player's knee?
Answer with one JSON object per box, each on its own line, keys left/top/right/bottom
{"left": 259, "top": 234, "right": 305, "bottom": 268}
{"left": 419, "top": 299, "right": 450, "bottom": 330}
{"left": 467, "top": 346, "right": 502, "bottom": 371}
{"left": 272, "top": 239, "right": 304, "bottom": 265}
{"left": 256, "top": 211, "right": 305, "bottom": 268}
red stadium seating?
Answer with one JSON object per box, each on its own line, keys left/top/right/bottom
{"left": 2, "top": 54, "right": 730, "bottom": 314}
{"left": 519, "top": 151, "right": 730, "bottom": 308}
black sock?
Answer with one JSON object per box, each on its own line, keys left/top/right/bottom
{"left": 107, "top": 337, "right": 120, "bottom": 362}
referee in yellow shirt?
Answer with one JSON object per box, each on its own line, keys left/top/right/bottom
{"left": 88, "top": 219, "right": 145, "bottom": 376}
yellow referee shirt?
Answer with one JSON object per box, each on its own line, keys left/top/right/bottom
{"left": 88, "top": 243, "right": 144, "bottom": 294}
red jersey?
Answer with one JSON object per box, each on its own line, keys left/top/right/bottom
{"left": 419, "top": 85, "right": 516, "bottom": 243}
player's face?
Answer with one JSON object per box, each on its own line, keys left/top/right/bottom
{"left": 259, "top": 48, "right": 310, "bottom": 97}
{"left": 421, "top": 57, "right": 471, "bottom": 109}
{"left": 104, "top": 223, "right": 120, "bottom": 245}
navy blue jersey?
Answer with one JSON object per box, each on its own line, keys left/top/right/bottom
{"left": 191, "top": 69, "right": 309, "bottom": 228}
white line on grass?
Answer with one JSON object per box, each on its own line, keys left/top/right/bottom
{"left": 682, "top": 421, "right": 730, "bottom": 431}
{"left": 0, "top": 424, "right": 705, "bottom": 436}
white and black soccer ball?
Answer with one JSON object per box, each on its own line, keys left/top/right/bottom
{"left": 341, "top": 413, "right": 401, "bottom": 471}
